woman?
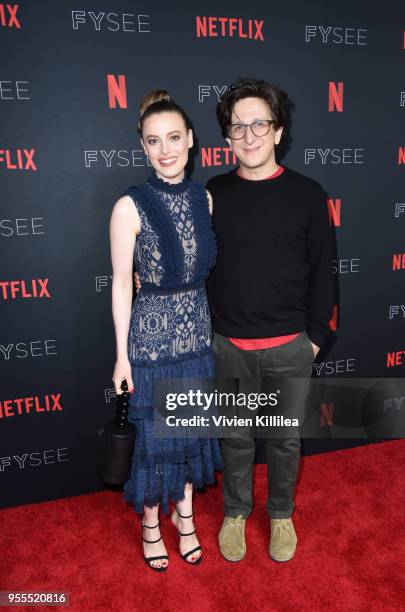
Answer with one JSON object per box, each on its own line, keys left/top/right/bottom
{"left": 110, "top": 90, "right": 222, "bottom": 571}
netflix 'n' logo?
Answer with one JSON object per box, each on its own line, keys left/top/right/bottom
{"left": 398, "top": 147, "right": 405, "bottom": 165}
{"left": 201, "top": 147, "right": 236, "bottom": 167}
{"left": 0, "top": 149, "right": 36, "bottom": 170}
{"left": 107, "top": 74, "right": 127, "bottom": 109}
{"left": 0, "top": 3, "right": 20, "bottom": 28}
{"left": 328, "top": 82, "right": 344, "bottom": 112}
{"left": 392, "top": 254, "right": 405, "bottom": 271}
{"left": 329, "top": 305, "right": 338, "bottom": 331}
{"left": 196, "top": 16, "right": 264, "bottom": 41}
{"left": 327, "top": 198, "right": 341, "bottom": 227}
{"left": 0, "top": 279, "right": 50, "bottom": 300}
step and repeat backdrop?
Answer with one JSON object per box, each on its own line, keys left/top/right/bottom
{"left": 1, "top": 0, "right": 404, "bottom": 508}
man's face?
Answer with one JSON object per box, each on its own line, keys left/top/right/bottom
{"left": 226, "top": 97, "right": 283, "bottom": 171}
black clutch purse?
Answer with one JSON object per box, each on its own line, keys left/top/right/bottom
{"left": 97, "top": 380, "right": 136, "bottom": 486}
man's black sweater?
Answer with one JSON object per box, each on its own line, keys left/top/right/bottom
{"left": 206, "top": 166, "right": 334, "bottom": 348}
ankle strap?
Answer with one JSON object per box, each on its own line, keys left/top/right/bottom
{"left": 143, "top": 535, "right": 162, "bottom": 544}
{"left": 141, "top": 521, "right": 160, "bottom": 529}
{"left": 176, "top": 510, "right": 193, "bottom": 519}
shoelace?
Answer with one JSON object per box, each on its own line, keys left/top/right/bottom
{"left": 272, "top": 520, "right": 293, "bottom": 535}
{"left": 227, "top": 516, "right": 245, "bottom": 537}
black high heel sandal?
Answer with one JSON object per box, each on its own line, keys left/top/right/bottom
{"left": 172, "top": 510, "right": 203, "bottom": 565}
{"left": 141, "top": 520, "right": 169, "bottom": 572}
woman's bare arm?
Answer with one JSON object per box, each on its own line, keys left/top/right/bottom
{"left": 109, "top": 195, "right": 140, "bottom": 392}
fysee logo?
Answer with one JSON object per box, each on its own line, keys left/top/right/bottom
{"left": 0, "top": 149, "right": 36, "bottom": 170}
{"left": 71, "top": 11, "right": 150, "bottom": 32}
{"left": 198, "top": 85, "right": 228, "bottom": 103}
{"left": 0, "top": 448, "right": 69, "bottom": 471}
{"left": 0, "top": 3, "right": 20, "bottom": 28}
{"left": 395, "top": 203, "right": 405, "bottom": 217}
{"left": 305, "top": 26, "right": 367, "bottom": 45}
{"left": 196, "top": 16, "right": 264, "bottom": 41}
{"left": 389, "top": 306, "right": 405, "bottom": 319}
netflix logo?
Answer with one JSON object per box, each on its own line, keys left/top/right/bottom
{"left": 329, "top": 305, "right": 338, "bottom": 331}
{"left": 0, "top": 3, "right": 20, "bottom": 28}
{"left": 398, "top": 147, "right": 405, "bottom": 165}
{"left": 0, "top": 394, "right": 63, "bottom": 419}
{"left": 327, "top": 198, "right": 341, "bottom": 227}
{"left": 201, "top": 147, "right": 236, "bottom": 167}
{"left": 0, "top": 279, "right": 50, "bottom": 300}
{"left": 0, "top": 447, "right": 69, "bottom": 471}
{"left": 328, "top": 82, "right": 343, "bottom": 112}
{"left": 107, "top": 74, "right": 127, "bottom": 109}
{"left": 0, "top": 149, "right": 37, "bottom": 170}
{"left": 305, "top": 26, "right": 367, "bottom": 46}
{"left": 196, "top": 16, "right": 264, "bottom": 41}
{"left": 71, "top": 11, "right": 150, "bottom": 32}
{"left": 386, "top": 351, "right": 405, "bottom": 368}
{"left": 392, "top": 254, "right": 405, "bottom": 271}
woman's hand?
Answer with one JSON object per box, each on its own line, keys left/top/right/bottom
{"left": 112, "top": 357, "right": 134, "bottom": 395}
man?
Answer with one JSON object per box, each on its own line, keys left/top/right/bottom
{"left": 206, "top": 78, "right": 334, "bottom": 562}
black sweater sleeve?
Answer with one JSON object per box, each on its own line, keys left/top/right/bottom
{"left": 306, "top": 186, "right": 334, "bottom": 348}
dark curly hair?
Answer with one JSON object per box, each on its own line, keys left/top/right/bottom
{"left": 216, "top": 77, "right": 288, "bottom": 139}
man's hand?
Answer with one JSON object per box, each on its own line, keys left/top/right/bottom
{"left": 134, "top": 271, "right": 141, "bottom": 293}
{"left": 311, "top": 342, "right": 320, "bottom": 358}
{"left": 320, "top": 402, "right": 333, "bottom": 427}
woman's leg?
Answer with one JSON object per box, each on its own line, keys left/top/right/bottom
{"left": 172, "top": 483, "right": 202, "bottom": 562}
{"left": 142, "top": 504, "right": 168, "bottom": 569}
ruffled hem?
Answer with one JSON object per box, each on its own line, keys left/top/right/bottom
{"left": 123, "top": 350, "right": 223, "bottom": 513}
{"left": 123, "top": 438, "right": 223, "bottom": 513}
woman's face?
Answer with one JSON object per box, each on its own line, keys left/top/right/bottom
{"left": 141, "top": 111, "right": 193, "bottom": 183}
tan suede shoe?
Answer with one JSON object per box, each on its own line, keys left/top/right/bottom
{"left": 269, "top": 518, "right": 297, "bottom": 562}
{"left": 218, "top": 515, "right": 246, "bottom": 561}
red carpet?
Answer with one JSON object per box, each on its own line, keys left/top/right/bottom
{"left": 1, "top": 440, "right": 404, "bottom": 612}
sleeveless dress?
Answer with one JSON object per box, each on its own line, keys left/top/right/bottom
{"left": 122, "top": 172, "right": 223, "bottom": 513}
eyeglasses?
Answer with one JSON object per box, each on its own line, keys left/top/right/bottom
{"left": 228, "top": 119, "right": 275, "bottom": 140}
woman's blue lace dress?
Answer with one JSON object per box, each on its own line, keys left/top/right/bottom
{"left": 122, "top": 172, "right": 223, "bottom": 513}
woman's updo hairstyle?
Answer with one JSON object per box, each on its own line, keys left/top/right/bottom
{"left": 138, "top": 89, "right": 191, "bottom": 135}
